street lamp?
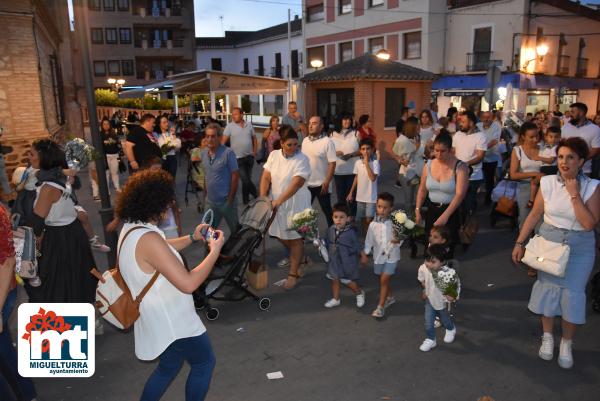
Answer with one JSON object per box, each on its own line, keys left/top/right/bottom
{"left": 375, "top": 49, "right": 391, "bottom": 60}
{"left": 107, "top": 77, "right": 126, "bottom": 95}
{"left": 536, "top": 42, "right": 549, "bottom": 61}
{"left": 310, "top": 59, "right": 323, "bottom": 69}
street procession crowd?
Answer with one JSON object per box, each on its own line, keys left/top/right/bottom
{"left": 1, "top": 98, "right": 600, "bottom": 401}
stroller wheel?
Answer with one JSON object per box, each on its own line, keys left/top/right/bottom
{"left": 258, "top": 297, "right": 271, "bottom": 311}
{"left": 205, "top": 307, "right": 219, "bottom": 321}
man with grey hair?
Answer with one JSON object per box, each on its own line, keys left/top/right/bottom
{"left": 223, "top": 107, "right": 258, "bottom": 204}
{"left": 203, "top": 123, "right": 240, "bottom": 233}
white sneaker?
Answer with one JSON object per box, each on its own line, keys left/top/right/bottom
{"left": 371, "top": 306, "right": 385, "bottom": 318}
{"left": 90, "top": 236, "right": 111, "bottom": 253}
{"left": 383, "top": 296, "right": 396, "bottom": 309}
{"left": 558, "top": 338, "right": 574, "bottom": 369}
{"left": 538, "top": 333, "right": 554, "bottom": 361}
{"left": 356, "top": 290, "right": 365, "bottom": 308}
{"left": 444, "top": 327, "right": 456, "bottom": 343}
{"left": 277, "top": 258, "right": 290, "bottom": 268}
{"left": 29, "top": 277, "right": 42, "bottom": 287}
{"left": 419, "top": 338, "right": 437, "bottom": 352}
{"left": 324, "top": 298, "right": 341, "bottom": 308}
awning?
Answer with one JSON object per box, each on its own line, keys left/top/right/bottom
{"left": 433, "top": 72, "right": 600, "bottom": 92}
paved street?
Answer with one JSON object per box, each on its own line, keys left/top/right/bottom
{"left": 15, "top": 160, "right": 600, "bottom": 401}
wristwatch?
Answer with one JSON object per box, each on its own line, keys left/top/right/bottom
{"left": 515, "top": 241, "right": 525, "bottom": 248}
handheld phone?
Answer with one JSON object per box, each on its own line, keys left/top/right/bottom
{"left": 201, "top": 226, "right": 219, "bottom": 241}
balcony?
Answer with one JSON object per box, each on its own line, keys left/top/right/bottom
{"left": 254, "top": 68, "right": 265, "bottom": 76}
{"left": 576, "top": 57, "right": 588, "bottom": 77}
{"left": 136, "top": 69, "right": 183, "bottom": 81}
{"left": 131, "top": 6, "right": 189, "bottom": 27}
{"left": 466, "top": 52, "right": 492, "bottom": 72}
{"left": 134, "top": 39, "right": 184, "bottom": 49}
{"left": 557, "top": 55, "right": 570, "bottom": 76}
{"left": 271, "top": 66, "right": 283, "bottom": 78}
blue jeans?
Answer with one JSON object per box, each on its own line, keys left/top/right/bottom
{"left": 424, "top": 299, "right": 454, "bottom": 340}
{"left": 206, "top": 200, "right": 238, "bottom": 233}
{"left": 0, "top": 289, "right": 37, "bottom": 401}
{"left": 141, "top": 333, "right": 215, "bottom": 401}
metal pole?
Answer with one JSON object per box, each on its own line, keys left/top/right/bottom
{"left": 74, "top": 0, "right": 117, "bottom": 266}
{"left": 287, "top": 9, "right": 293, "bottom": 102}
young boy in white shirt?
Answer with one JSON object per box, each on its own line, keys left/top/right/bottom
{"left": 361, "top": 192, "right": 400, "bottom": 319}
{"left": 530, "top": 126, "right": 560, "bottom": 205}
{"left": 347, "top": 139, "right": 380, "bottom": 235}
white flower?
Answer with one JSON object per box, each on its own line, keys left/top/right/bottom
{"left": 404, "top": 219, "right": 415, "bottom": 229}
{"left": 394, "top": 212, "right": 407, "bottom": 224}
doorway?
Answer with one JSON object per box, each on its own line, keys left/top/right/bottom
{"left": 317, "top": 89, "right": 354, "bottom": 131}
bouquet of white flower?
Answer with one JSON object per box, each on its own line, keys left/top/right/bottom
{"left": 65, "top": 138, "right": 98, "bottom": 169}
{"left": 290, "top": 208, "right": 329, "bottom": 262}
{"left": 390, "top": 209, "right": 424, "bottom": 240}
{"left": 432, "top": 266, "right": 460, "bottom": 300}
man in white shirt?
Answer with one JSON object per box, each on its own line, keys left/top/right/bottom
{"left": 302, "top": 116, "right": 336, "bottom": 226}
{"left": 453, "top": 111, "right": 487, "bottom": 216}
{"left": 477, "top": 111, "right": 501, "bottom": 205}
{"left": 222, "top": 107, "right": 258, "bottom": 204}
{"left": 561, "top": 102, "right": 600, "bottom": 177}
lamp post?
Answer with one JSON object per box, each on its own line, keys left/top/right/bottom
{"left": 107, "top": 77, "right": 126, "bottom": 96}
{"left": 375, "top": 49, "right": 391, "bottom": 60}
{"left": 74, "top": 0, "right": 117, "bottom": 266}
{"left": 310, "top": 59, "right": 323, "bottom": 70}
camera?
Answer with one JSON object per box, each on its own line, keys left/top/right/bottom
{"left": 201, "top": 227, "right": 219, "bottom": 241}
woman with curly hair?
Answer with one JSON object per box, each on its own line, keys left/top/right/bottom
{"left": 116, "top": 169, "right": 224, "bottom": 401}
{"left": 29, "top": 139, "right": 97, "bottom": 304}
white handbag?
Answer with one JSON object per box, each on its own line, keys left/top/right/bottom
{"left": 522, "top": 235, "right": 569, "bottom": 278}
{"left": 522, "top": 179, "right": 588, "bottom": 278}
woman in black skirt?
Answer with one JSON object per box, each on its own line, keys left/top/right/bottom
{"left": 415, "top": 133, "right": 469, "bottom": 256}
{"left": 28, "top": 139, "right": 97, "bottom": 303}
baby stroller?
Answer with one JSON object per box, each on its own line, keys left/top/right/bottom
{"left": 489, "top": 178, "right": 519, "bottom": 230}
{"left": 185, "top": 149, "right": 205, "bottom": 213}
{"left": 195, "top": 197, "right": 276, "bottom": 321}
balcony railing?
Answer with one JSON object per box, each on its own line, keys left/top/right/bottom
{"left": 467, "top": 51, "right": 492, "bottom": 72}
{"left": 132, "top": 6, "right": 182, "bottom": 16}
{"left": 254, "top": 68, "right": 265, "bottom": 76}
{"left": 134, "top": 39, "right": 184, "bottom": 48}
{"left": 576, "top": 57, "right": 588, "bottom": 77}
{"left": 271, "top": 66, "right": 283, "bottom": 78}
{"left": 557, "top": 55, "right": 570, "bottom": 76}
{"left": 136, "top": 69, "right": 180, "bottom": 80}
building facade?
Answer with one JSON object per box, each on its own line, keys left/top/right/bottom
{"left": 84, "top": 0, "right": 196, "bottom": 89}
{"left": 436, "top": 0, "right": 600, "bottom": 115}
{"left": 0, "top": 0, "right": 83, "bottom": 194}
{"left": 196, "top": 17, "right": 303, "bottom": 118}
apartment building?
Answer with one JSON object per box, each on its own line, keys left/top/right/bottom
{"left": 436, "top": 0, "right": 600, "bottom": 114}
{"left": 0, "top": 0, "right": 84, "bottom": 195}
{"left": 196, "top": 17, "right": 303, "bottom": 117}
{"left": 84, "top": 0, "right": 195, "bottom": 88}
{"left": 303, "top": 0, "right": 446, "bottom": 74}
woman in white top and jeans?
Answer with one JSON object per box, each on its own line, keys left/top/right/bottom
{"left": 513, "top": 137, "right": 599, "bottom": 369}
{"left": 116, "top": 169, "right": 224, "bottom": 401}
{"left": 509, "top": 122, "right": 544, "bottom": 229}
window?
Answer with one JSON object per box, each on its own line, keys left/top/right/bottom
{"left": 211, "top": 58, "right": 222, "bottom": 71}
{"left": 339, "top": 0, "right": 352, "bottom": 14}
{"left": 307, "top": 46, "right": 325, "bottom": 68}
{"left": 108, "top": 60, "right": 120, "bottom": 75}
{"left": 258, "top": 56, "right": 264, "bottom": 76}
{"left": 385, "top": 88, "right": 406, "bottom": 127}
{"left": 339, "top": 41, "right": 352, "bottom": 62}
{"left": 91, "top": 28, "right": 103, "bottom": 44}
{"left": 89, "top": 0, "right": 101, "bottom": 11}
{"left": 291, "top": 50, "right": 299, "bottom": 78}
{"left": 274, "top": 53, "right": 282, "bottom": 77}
{"left": 94, "top": 61, "right": 106, "bottom": 77}
{"left": 369, "top": 0, "right": 384, "bottom": 7}
{"left": 307, "top": 4, "right": 324, "bottom": 22}
{"left": 103, "top": 0, "right": 115, "bottom": 11}
{"left": 49, "top": 55, "right": 65, "bottom": 125}
{"left": 117, "top": 0, "right": 129, "bottom": 11}
{"left": 403, "top": 31, "right": 421, "bottom": 59}
{"left": 121, "top": 60, "right": 134, "bottom": 76}
{"left": 105, "top": 28, "right": 117, "bottom": 44}
{"left": 119, "top": 28, "right": 131, "bottom": 44}
{"left": 369, "top": 37, "right": 384, "bottom": 54}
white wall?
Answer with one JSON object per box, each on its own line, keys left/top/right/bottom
{"left": 196, "top": 35, "right": 303, "bottom": 78}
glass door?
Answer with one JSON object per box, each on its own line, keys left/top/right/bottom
{"left": 317, "top": 89, "right": 354, "bottom": 131}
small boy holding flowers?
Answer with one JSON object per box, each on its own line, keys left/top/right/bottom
{"left": 417, "top": 244, "right": 460, "bottom": 351}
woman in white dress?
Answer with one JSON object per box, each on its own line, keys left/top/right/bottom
{"left": 259, "top": 125, "right": 311, "bottom": 290}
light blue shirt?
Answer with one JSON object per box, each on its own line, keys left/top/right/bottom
{"left": 223, "top": 121, "right": 255, "bottom": 158}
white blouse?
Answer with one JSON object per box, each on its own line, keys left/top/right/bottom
{"left": 541, "top": 175, "right": 599, "bottom": 231}
{"left": 330, "top": 129, "right": 359, "bottom": 175}
{"left": 364, "top": 219, "right": 401, "bottom": 264}
{"left": 118, "top": 223, "right": 205, "bottom": 360}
